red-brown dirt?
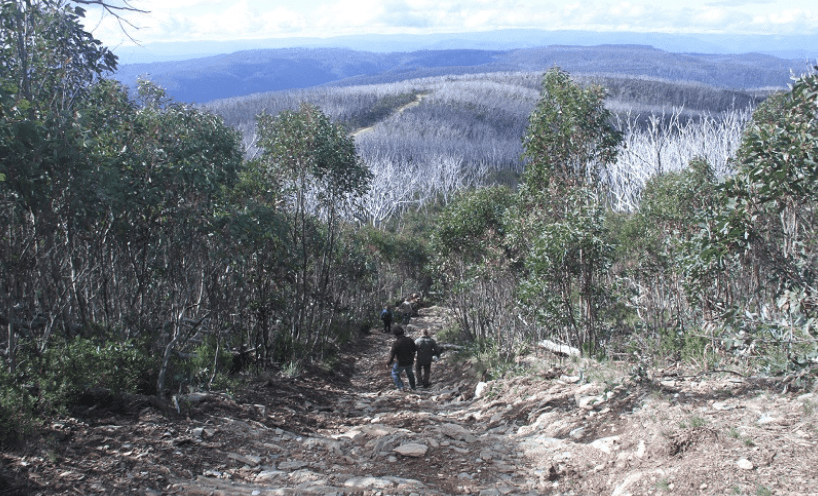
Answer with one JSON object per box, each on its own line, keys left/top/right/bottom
{"left": 2, "top": 306, "right": 816, "bottom": 495}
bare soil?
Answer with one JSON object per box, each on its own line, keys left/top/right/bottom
{"left": 2, "top": 306, "right": 817, "bottom": 495}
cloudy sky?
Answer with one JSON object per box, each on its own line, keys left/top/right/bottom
{"left": 89, "top": 0, "right": 816, "bottom": 47}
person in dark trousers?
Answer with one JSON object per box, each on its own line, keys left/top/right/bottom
{"left": 387, "top": 326, "right": 417, "bottom": 391}
{"left": 380, "top": 306, "right": 392, "bottom": 333}
{"left": 414, "top": 328, "right": 440, "bottom": 388}
{"left": 400, "top": 300, "right": 413, "bottom": 324}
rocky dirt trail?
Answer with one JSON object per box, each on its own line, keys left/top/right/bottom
{"left": 3, "top": 306, "right": 818, "bottom": 495}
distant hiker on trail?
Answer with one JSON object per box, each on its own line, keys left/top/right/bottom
{"left": 380, "top": 306, "right": 392, "bottom": 333}
{"left": 414, "top": 328, "right": 441, "bottom": 388}
{"left": 400, "top": 299, "right": 413, "bottom": 324}
{"left": 387, "top": 326, "right": 416, "bottom": 391}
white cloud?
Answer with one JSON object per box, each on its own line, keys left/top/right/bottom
{"left": 765, "top": 8, "right": 810, "bottom": 25}
{"left": 86, "top": 0, "right": 818, "bottom": 47}
{"left": 694, "top": 6, "right": 732, "bottom": 26}
{"left": 609, "top": 2, "right": 647, "bottom": 18}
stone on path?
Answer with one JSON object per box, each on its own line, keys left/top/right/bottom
{"left": 589, "top": 435, "right": 620, "bottom": 454}
{"left": 277, "top": 460, "right": 310, "bottom": 470}
{"left": 343, "top": 476, "right": 395, "bottom": 489}
{"left": 227, "top": 452, "right": 262, "bottom": 466}
{"left": 254, "top": 470, "right": 284, "bottom": 482}
{"left": 394, "top": 442, "right": 429, "bottom": 457}
{"left": 475, "top": 381, "right": 489, "bottom": 398}
{"left": 440, "top": 423, "right": 478, "bottom": 443}
{"left": 577, "top": 394, "right": 605, "bottom": 410}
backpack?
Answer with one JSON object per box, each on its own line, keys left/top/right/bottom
{"left": 416, "top": 336, "right": 434, "bottom": 353}
{"left": 381, "top": 309, "right": 391, "bottom": 321}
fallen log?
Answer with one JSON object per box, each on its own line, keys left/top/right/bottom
{"left": 538, "top": 339, "right": 580, "bottom": 357}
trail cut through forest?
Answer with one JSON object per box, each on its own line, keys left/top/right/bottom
{"left": 2, "top": 306, "right": 817, "bottom": 496}
{"left": 351, "top": 93, "right": 427, "bottom": 137}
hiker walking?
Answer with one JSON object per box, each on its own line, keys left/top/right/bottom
{"left": 387, "top": 326, "right": 417, "bottom": 391}
{"left": 400, "top": 299, "right": 413, "bottom": 324}
{"left": 380, "top": 306, "right": 393, "bottom": 333}
{"left": 414, "top": 328, "right": 440, "bottom": 388}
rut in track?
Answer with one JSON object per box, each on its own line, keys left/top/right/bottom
{"left": 10, "top": 305, "right": 816, "bottom": 496}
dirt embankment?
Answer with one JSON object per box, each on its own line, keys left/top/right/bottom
{"left": 3, "top": 306, "right": 817, "bottom": 495}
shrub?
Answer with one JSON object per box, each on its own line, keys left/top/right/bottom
{"left": 689, "top": 68, "right": 818, "bottom": 372}
{"left": 466, "top": 339, "right": 528, "bottom": 380}
{"left": 0, "top": 368, "right": 37, "bottom": 448}
{"left": 30, "top": 337, "right": 155, "bottom": 414}
{"left": 168, "top": 335, "right": 238, "bottom": 391}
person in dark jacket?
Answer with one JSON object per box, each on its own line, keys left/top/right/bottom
{"left": 399, "top": 300, "right": 413, "bottom": 324}
{"left": 414, "top": 328, "right": 440, "bottom": 388}
{"left": 387, "top": 326, "right": 417, "bottom": 391}
{"left": 380, "top": 306, "right": 393, "bottom": 334}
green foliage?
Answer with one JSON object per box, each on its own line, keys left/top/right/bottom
{"left": 718, "top": 71, "right": 818, "bottom": 290}
{"left": 0, "top": 1, "right": 390, "bottom": 446}
{"left": 257, "top": 103, "right": 372, "bottom": 202}
{"left": 430, "top": 187, "right": 517, "bottom": 342}
{"left": 514, "top": 187, "right": 615, "bottom": 356}
{"left": 522, "top": 68, "right": 622, "bottom": 190}
{"left": 254, "top": 102, "right": 375, "bottom": 355}
{"left": 183, "top": 335, "right": 236, "bottom": 389}
{"left": 436, "top": 323, "right": 465, "bottom": 344}
{"left": 280, "top": 361, "right": 303, "bottom": 378}
{"left": 360, "top": 223, "right": 430, "bottom": 275}
{"left": 679, "top": 415, "right": 708, "bottom": 428}
{"left": 431, "top": 186, "right": 514, "bottom": 260}
{"left": 0, "top": 368, "right": 37, "bottom": 448}
{"left": 17, "top": 337, "right": 155, "bottom": 415}
{"left": 630, "top": 158, "right": 718, "bottom": 276}
{"left": 641, "top": 158, "right": 717, "bottom": 236}
{"left": 107, "top": 79, "right": 243, "bottom": 220}
{"left": 0, "top": 0, "right": 116, "bottom": 211}
{"left": 466, "top": 339, "right": 527, "bottom": 380}
{"left": 686, "top": 68, "right": 818, "bottom": 371}
{"left": 756, "top": 485, "right": 773, "bottom": 496}
{"left": 504, "top": 69, "right": 624, "bottom": 356}
{"left": 605, "top": 159, "right": 719, "bottom": 361}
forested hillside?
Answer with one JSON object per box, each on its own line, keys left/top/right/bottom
{"left": 114, "top": 44, "right": 801, "bottom": 103}
{"left": 207, "top": 71, "right": 759, "bottom": 214}
{"left": 2, "top": 0, "right": 818, "bottom": 470}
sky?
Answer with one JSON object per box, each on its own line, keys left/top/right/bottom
{"left": 88, "top": 0, "right": 817, "bottom": 48}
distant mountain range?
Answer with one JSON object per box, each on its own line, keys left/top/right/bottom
{"left": 113, "top": 29, "right": 818, "bottom": 64}
{"left": 111, "top": 40, "right": 810, "bottom": 104}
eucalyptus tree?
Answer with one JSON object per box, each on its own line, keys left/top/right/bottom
{"left": 1, "top": 0, "right": 119, "bottom": 369}
{"left": 688, "top": 69, "right": 818, "bottom": 371}
{"left": 510, "top": 68, "right": 622, "bottom": 355}
{"left": 0, "top": 0, "right": 248, "bottom": 397}
{"left": 99, "top": 79, "right": 243, "bottom": 393}
{"left": 430, "top": 186, "right": 517, "bottom": 343}
{"left": 520, "top": 68, "right": 621, "bottom": 192}
{"left": 255, "top": 103, "right": 372, "bottom": 355}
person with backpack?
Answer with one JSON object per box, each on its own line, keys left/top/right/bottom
{"left": 380, "top": 306, "right": 392, "bottom": 333}
{"left": 387, "top": 326, "right": 417, "bottom": 391}
{"left": 399, "top": 299, "right": 413, "bottom": 324}
{"left": 414, "top": 328, "right": 441, "bottom": 388}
